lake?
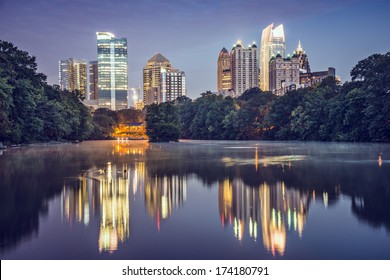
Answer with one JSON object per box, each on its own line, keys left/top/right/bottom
{"left": 0, "top": 140, "right": 389, "bottom": 259}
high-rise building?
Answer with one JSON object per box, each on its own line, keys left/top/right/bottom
{"left": 269, "top": 54, "right": 300, "bottom": 95}
{"left": 143, "top": 53, "right": 186, "bottom": 105}
{"left": 97, "top": 32, "right": 128, "bottom": 111}
{"left": 217, "top": 47, "right": 232, "bottom": 93}
{"left": 161, "top": 68, "right": 186, "bottom": 103}
{"left": 59, "top": 58, "right": 87, "bottom": 97}
{"left": 260, "top": 23, "right": 286, "bottom": 91}
{"left": 295, "top": 41, "right": 311, "bottom": 74}
{"left": 88, "top": 61, "right": 98, "bottom": 100}
{"left": 230, "top": 40, "right": 259, "bottom": 96}
{"left": 143, "top": 53, "right": 171, "bottom": 105}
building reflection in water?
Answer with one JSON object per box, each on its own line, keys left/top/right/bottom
{"left": 62, "top": 164, "right": 130, "bottom": 253}
{"left": 62, "top": 141, "right": 150, "bottom": 253}
{"left": 61, "top": 141, "right": 187, "bottom": 252}
{"left": 144, "top": 175, "right": 187, "bottom": 231}
{"left": 218, "top": 179, "right": 310, "bottom": 256}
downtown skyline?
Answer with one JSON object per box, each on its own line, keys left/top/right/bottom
{"left": 0, "top": 0, "right": 389, "bottom": 99}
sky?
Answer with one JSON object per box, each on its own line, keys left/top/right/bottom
{"left": 0, "top": 0, "right": 389, "bottom": 99}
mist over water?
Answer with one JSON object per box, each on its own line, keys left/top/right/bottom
{"left": 0, "top": 140, "right": 389, "bottom": 259}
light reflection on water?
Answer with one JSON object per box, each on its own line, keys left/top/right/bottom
{"left": 0, "top": 140, "right": 389, "bottom": 259}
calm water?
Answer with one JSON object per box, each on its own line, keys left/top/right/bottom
{"left": 0, "top": 140, "right": 389, "bottom": 260}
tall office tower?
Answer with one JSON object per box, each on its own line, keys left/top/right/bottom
{"left": 143, "top": 53, "right": 172, "bottom": 105}
{"left": 59, "top": 58, "right": 87, "bottom": 97}
{"left": 88, "top": 61, "right": 98, "bottom": 100}
{"left": 143, "top": 53, "right": 186, "bottom": 105}
{"left": 160, "top": 68, "right": 186, "bottom": 102}
{"left": 230, "top": 40, "right": 259, "bottom": 96}
{"left": 96, "top": 32, "right": 128, "bottom": 110}
{"left": 295, "top": 41, "right": 311, "bottom": 73}
{"left": 217, "top": 47, "right": 232, "bottom": 93}
{"left": 260, "top": 23, "right": 286, "bottom": 91}
{"left": 269, "top": 54, "right": 300, "bottom": 95}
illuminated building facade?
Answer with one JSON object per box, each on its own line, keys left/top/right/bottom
{"left": 300, "top": 67, "right": 336, "bottom": 88}
{"left": 295, "top": 41, "right": 311, "bottom": 74}
{"left": 88, "top": 60, "right": 98, "bottom": 100}
{"left": 260, "top": 24, "right": 286, "bottom": 91}
{"left": 97, "top": 32, "right": 128, "bottom": 110}
{"left": 269, "top": 54, "right": 300, "bottom": 95}
{"left": 143, "top": 53, "right": 186, "bottom": 105}
{"left": 59, "top": 58, "right": 87, "bottom": 97}
{"left": 143, "top": 53, "right": 171, "bottom": 105}
{"left": 160, "top": 68, "right": 186, "bottom": 102}
{"left": 217, "top": 47, "right": 232, "bottom": 93}
{"left": 230, "top": 40, "right": 259, "bottom": 96}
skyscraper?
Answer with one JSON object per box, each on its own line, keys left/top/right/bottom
{"left": 143, "top": 53, "right": 186, "bottom": 105}
{"left": 260, "top": 23, "right": 286, "bottom": 91}
{"left": 217, "top": 47, "right": 232, "bottom": 93}
{"left": 96, "top": 32, "right": 128, "bottom": 110}
{"left": 143, "top": 53, "right": 171, "bottom": 105}
{"left": 230, "top": 40, "right": 259, "bottom": 96}
{"left": 88, "top": 61, "right": 98, "bottom": 100}
{"left": 295, "top": 41, "right": 311, "bottom": 74}
{"left": 58, "top": 58, "right": 87, "bottom": 97}
{"left": 160, "top": 68, "right": 186, "bottom": 103}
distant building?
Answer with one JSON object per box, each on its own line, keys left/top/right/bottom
{"left": 217, "top": 47, "right": 232, "bottom": 93}
{"left": 295, "top": 41, "right": 311, "bottom": 74}
{"left": 143, "top": 53, "right": 185, "bottom": 105}
{"left": 96, "top": 32, "right": 128, "bottom": 111}
{"left": 58, "top": 58, "right": 87, "bottom": 97}
{"left": 134, "top": 100, "right": 144, "bottom": 110}
{"left": 269, "top": 54, "right": 300, "bottom": 95}
{"left": 260, "top": 23, "right": 286, "bottom": 91}
{"left": 88, "top": 61, "right": 98, "bottom": 100}
{"left": 230, "top": 40, "right": 259, "bottom": 96}
{"left": 161, "top": 68, "right": 186, "bottom": 103}
{"left": 300, "top": 67, "right": 336, "bottom": 88}
{"left": 112, "top": 122, "right": 147, "bottom": 140}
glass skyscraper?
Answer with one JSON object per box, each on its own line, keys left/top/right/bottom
{"left": 260, "top": 24, "right": 286, "bottom": 91}
{"left": 97, "top": 32, "right": 128, "bottom": 110}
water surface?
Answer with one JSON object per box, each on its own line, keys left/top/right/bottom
{"left": 0, "top": 140, "right": 389, "bottom": 259}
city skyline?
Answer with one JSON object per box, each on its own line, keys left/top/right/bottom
{"left": 0, "top": 0, "right": 389, "bottom": 99}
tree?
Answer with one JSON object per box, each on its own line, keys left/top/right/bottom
{"left": 145, "top": 102, "right": 180, "bottom": 142}
{"left": 235, "top": 88, "right": 275, "bottom": 139}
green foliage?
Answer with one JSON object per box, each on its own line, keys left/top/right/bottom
{"left": 0, "top": 40, "right": 93, "bottom": 144}
{"left": 234, "top": 88, "right": 276, "bottom": 139}
{"left": 145, "top": 103, "right": 180, "bottom": 142}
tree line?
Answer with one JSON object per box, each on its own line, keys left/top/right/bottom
{"left": 146, "top": 52, "right": 389, "bottom": 142}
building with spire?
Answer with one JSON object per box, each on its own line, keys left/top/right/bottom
{"left": 260, "top": 23, "right": 286, "bottom": 91}
{"left": 294, "top": 40, "right": 336, "bottom": 88}
{"left": 96, "top": 32, "right": 128, "bottom": 110}
{"left": 59, "top": 58, "right": 87, "bottom": 97}
{"left": 217, "top": 47, "right": 232, "bottom": 93}
{"left": 230, "top": 40, "right": 259, "bottom": 96}
{"left": 295, "top": 41, "right": 311, "bottom": 74}
{"left": 143, "top": 53, "right": 186, "bottom": 105}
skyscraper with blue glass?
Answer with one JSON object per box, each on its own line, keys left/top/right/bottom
{"left": 96, "top": 32, "right": 128, "bottom": 110}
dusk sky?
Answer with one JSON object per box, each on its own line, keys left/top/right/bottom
{"left": 1, "top": 0, "right": 389, "bottom": 99}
